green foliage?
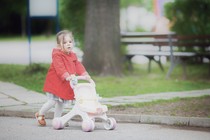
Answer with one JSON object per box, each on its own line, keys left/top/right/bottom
{"left": 110, "top": 96, "right": 210, "bottom": 108}
{"left": 23, "top": 63, "right": 48, "bottom": 75}
{"left": 59, "top": 0, "right": 86, "bottom": 49}
{"left": 120, "top": 0, "right": 153, "bottom": 11}
{"left": 135, "top": 27, "right": 147, "bottom": 32}
{"left": 0, "top": 0, "right": 27, "bottom": 35}
{"left": 0, "top": 0, "right": 26, "bottom": 15}
{"left": 164, "top": 0, "right": 210, "bottom": 35}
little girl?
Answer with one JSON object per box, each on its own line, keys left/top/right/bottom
{"left": 35, "top": 30, "right": 91, "bottom": 126}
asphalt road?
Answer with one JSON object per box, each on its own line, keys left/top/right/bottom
{"left": 0, "top": 41, "right": 83, "bottom": 65}
{"left": 0, "top": 116, "right": 210, "bottom": 140}
{"left": 0, "top": 40, "right": 148, "bottom": 65}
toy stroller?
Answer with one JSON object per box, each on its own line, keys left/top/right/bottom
{"left": 52, "top": 76, "right": 116, "bottom": 132}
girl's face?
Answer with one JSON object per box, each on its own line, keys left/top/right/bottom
{"left": 62, "top": 34, "right": 73, "bottom": 54}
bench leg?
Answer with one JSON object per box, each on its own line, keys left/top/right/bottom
{"left": 125, "top": 55, "right": 134, "bottom": 71}
{"left": 148, "top": 58, "right": 152, "bottom": 73}
{"left": 181, "top": 58, "right": 187, "bottom": 80}
{"left": 166, "top": 57, "right": 180, "bottom": 79}
{"left": 155, "top": 59, "right": 164, "bottom": 72}
{"left": 128, "top": 60, "right": 133, "bottom": 71}
{"left": 166, "top": 63, "right": 175, "bottom": 79}
{"left": 147, "top": 56, "right": 164, "bottom": 73}
{"left": 166, "top": 57, "right": 188, "bottom": 79}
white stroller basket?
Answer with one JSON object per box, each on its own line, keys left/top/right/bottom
{"left": 52, "top": 76, "right": 116, "bottom": 132}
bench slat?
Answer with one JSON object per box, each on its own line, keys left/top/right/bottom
{"left": 127, "top": 51, "right": 196, "bottom": 57}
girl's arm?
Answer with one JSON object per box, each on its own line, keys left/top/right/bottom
{"left": 52, "top": 53, "right": 69, "bottom": 81}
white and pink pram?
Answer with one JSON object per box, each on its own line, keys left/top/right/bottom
{"left": 52, "top": 76, "right": 116, "bottom": 132}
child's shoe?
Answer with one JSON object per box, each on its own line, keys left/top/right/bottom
{"left": 35, "top": 112, "right": 46, "bottom": 126}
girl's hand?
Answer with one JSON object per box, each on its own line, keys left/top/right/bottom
{"left": 66, "top": 74, "right": 76, "bottom": 81}
{"left": 84, "top": 74, "right": 91, "bottom": 81}
{"left": 81, "top": 72, "right": 91, "bottom": 81}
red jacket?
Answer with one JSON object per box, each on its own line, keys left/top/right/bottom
{"left": 43, "top": 48, "right": 86, "bottom": 100}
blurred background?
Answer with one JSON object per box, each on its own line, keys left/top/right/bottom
{"left": 0, "top": 0, "right": 209, "bottom": 104}
{"left": 0, "top": 0, "right": 169, "bottom": 44}
{"left": 0, "top": 0, "right": 210, "bottom": 124}
{"left": 0, "top": 0, "right": 210, "bottom": 75}
{"left": 1, "top": 0, "right": 210, "bottom": 40}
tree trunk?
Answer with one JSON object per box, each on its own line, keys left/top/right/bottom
{"left": 83, "top": 0, "right": 122, "bottom": 76}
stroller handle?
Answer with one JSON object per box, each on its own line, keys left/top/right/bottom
{"left": 70, "top": 76, "right": 95, "bottom": 89}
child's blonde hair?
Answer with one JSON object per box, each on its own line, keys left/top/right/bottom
{"left": 56, "top": 30, "right": 74, "bottom": 47}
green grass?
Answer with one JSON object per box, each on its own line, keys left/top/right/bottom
{"left": 0, "top": 63, "right": 209, "bottom": 98}
{"left": 108, "top": 95, "right": 210, "bottom": 118}
{"left": 109, "top": 95, "right": 210, "bottom": 108}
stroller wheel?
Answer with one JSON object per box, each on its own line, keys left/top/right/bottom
{"left": 82, "top": 119, "right": 95, "bottom": 132}
{"left": 52, "top": 118, "right": 64, "bottom": 130}
{"left": 103, "top": 117, "right": 116, "bottom": 130}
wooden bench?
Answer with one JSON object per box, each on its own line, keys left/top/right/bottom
{"left": 121, "top": 32, "right": 210, "bottom": 79}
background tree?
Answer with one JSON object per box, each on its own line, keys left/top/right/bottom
{"left": 0, "top": 0, "right": 57, "bottom": 36}
{"left": 83, "top": 0, "right": 122, "bottom": 76}
{"left": 0, "top": 0, "right": 26, "bottom": 36}
{"left": 164, "top": 0, "right": 210, "bottom": 60}
{"left": 164, "top": 0, "right": 210, "bottom": 35}
{"left": 121, "top": 0, "right": 153, "bottom": 10}
{"left": 59, "top": 0, "right": 86, "bottom": 48}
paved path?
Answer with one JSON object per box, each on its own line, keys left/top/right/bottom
{"left": 1, "top": 116, "right": 210, "bottom": 140}
{"left": 0, "top": 40, "right": 145, "bottom": 65}
{"left": 0, "top": 81, "right": 210, "bottom": 128}
{"left": 0, "top": 41, "right": 83, "bottom": 65}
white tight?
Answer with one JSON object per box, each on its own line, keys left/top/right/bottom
{"left": 39, "top": 99, "right": 64, "bottom": 118}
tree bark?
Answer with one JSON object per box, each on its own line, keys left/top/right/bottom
{"left": 83, "top": 0, "right": 122, "bottom": 76}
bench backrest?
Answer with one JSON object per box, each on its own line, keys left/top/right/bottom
{"left": 121, "top": 32, "right": 210, "bottom": 48}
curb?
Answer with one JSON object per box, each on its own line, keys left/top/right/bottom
{"left": 109, "top": 114, "right": 210, "bottom": 128}
{"left": 1, "top": 110, "right": 210, "bottom": 128}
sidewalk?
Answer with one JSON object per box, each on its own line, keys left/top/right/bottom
{"left": 0, "top": 81, "right": 210, "bottom": 128}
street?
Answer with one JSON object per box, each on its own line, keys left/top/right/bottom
{"left": 0, "top": 116, "right": 210, "bottom": 140}
{"left": 0, "top": 40, "right": 147, "bottom": 65}
{"left": 0, "top": 41, "right": 83, "bottom": 65}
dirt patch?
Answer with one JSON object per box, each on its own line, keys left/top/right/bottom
{"left": 108, "top": 96, "right": 210, "bottom": 118}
